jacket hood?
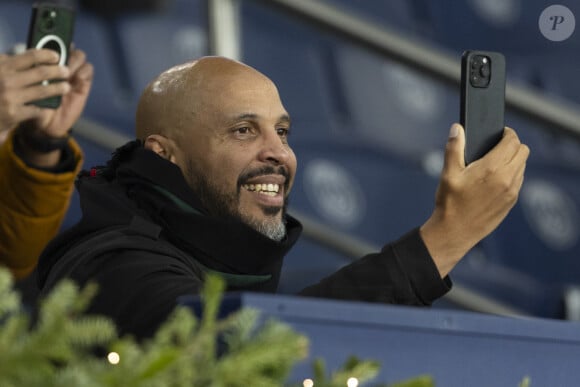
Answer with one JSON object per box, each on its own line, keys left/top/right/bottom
{"left": 37, "top": 141, "right": 302, "bottom": 291}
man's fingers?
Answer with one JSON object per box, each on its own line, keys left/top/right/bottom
{"left": 13, "top": 104, "right": 44, "bottom": 123}
{"left": 2, "top": 48, "right": 60, "bottom": 72}
{"left": 512, "top": 141, "right": 530, "bottom": 166}
{"left": 442, "top": 123, "right": 466, "bottom": 174}
{"left": 503, "top": 145, "right": 529, "bottom": 208}
{"left": 0, "top": 102, "right": 43, "bottom": 128}
{"left": 76, "top": 61, "right": 94, "bottom": 82}
{"left": 508, "top": 142, "right": 530, "bottom": 186}
{"left": 481, "top": 127, "right": 522, "bottom": 166}
{"left": 503, "top": 128, "right": 530, "bottom": 165}
{"left": 16, "top": 81, "right": 71, "bottom": 105}
{"left": 9, "top": 64, "right": 69, "bottom": 89}
{"left": 0, "top": 53, "right": 11, "bottom": 64}
{"left": 66, "top": 49, "right": 87, "bottom": 74}
{"left": 69, "top": 61, "right": 94, "bottom": 94}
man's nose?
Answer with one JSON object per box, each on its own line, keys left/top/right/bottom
{"left": 258, "top": 131, "right": 291, "bottom": 165}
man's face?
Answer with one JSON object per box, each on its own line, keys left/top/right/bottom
{"left": 177, "top": 69, "right": 297, "bottom": 241}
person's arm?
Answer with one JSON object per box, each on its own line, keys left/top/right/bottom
{"left": 419, "top": 124, "right": 529, "bottom": 278}
{"left": 298, "top": 228, "right": 450, "bottom": 305}
{"left": 299, "top": 123, "right": 528, "bottom": 306}
{"left": 0, "top": 131, "right": 82, "bottom": 279}
{"left": 0, "top": 48, "right": 93, "bottom": 278}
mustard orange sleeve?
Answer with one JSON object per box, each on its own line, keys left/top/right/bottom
{"left": 0, "top": 130, "right": 83, "bottom": 279}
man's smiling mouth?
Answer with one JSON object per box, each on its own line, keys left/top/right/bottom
{"left": 242, "top": 183, "right": 280, "bottom": 196}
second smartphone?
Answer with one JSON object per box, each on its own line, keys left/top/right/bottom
{"left": 26, "top": 2, "right": 76, "bottom": 109}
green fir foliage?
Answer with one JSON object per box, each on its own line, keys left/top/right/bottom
{"left": 0, "top": 268, "right": 379, "bottom": 386}
{"left": 0, "top": 267, "right": 529, "bottom": 386}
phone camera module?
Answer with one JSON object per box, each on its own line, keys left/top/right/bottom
{"left": 40, "top": 9, "right": 57, "bottom": 32}
{"left": 469, "top": 55, "right": 491, "bottom": 88}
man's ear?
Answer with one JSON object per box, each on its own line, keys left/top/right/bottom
{"left": 143, "top": 134, "right": 178, "bottom": 163}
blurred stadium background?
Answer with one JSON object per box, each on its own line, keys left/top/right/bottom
{"left": 2, "top": 0, "right": 580, "bottom": 320}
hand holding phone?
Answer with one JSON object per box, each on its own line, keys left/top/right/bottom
{"left": 460, "top": 50, "right": 506, "bottom": 164}
{"left": 26, "top": 2, "right": 75, "bottom": 109}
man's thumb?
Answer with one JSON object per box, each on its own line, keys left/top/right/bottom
{"left": 443, "top": 123, "right": 466, "bottom": 171}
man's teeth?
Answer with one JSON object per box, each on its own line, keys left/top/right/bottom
{"left": 243, "top": 183, "right": 280, "bottom": 196}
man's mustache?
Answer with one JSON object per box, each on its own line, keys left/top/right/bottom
{"left": 238, "top": 166, "right": 290, "bottom": 190}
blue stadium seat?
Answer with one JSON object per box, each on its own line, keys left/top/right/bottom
{"left": 277, "top": 139, "right": 438, "bottom": 295}
{"left": 423, "top": 0, "right": 580, "bottom": 99}
{"left": 0, "top": 1, "right": 32, "bottom": 52}
{"left": 491, "top": 166, "right": 580, "bottom": 284}
{"left": 74, "top": 11, "right": 136, "bottom": 135}
{"left": 110, "top": 0, "right": 208, "bottom": 97}
{"left": 423, "top": 0, "right": 580, "bottom": 56}
{"left": 506, "top": 110, "right": 580, "bottom": 168}
{"left": 321, "top": 0, "right": 425, "bottom": 33}
{"left": 241, "top": 1, "right": 337, "bottom": 142}
{"left": 283, "top": 138, "right": 580, "bottom": 318}
{"left": 289, "top": 140, "right": 438, "bottom": 245}
{"left": 528, "top": 58, "right": 580, "bottom": 107}
{"left": 330, "top": 42, "right": 457, "bottom": 162}
{"left": 241, "top": 1, "right": 454, "bottom": 152}
{"left": 243, "top": 1, "right": 461, "bottom": 162}
{"left": 448, "top": 244, "right": 566, "bottom": 318}
{"left": 284, "top": 132, "right": 580, "bottom": 318}
{"left": 448, "top": 162, "right": 580, "bottom": 318}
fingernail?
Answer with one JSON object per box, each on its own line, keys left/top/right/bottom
{"left": 449, "top": 124, "right": 459, "bottom": 139}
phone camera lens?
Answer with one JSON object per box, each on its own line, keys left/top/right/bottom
{"left": 42, "top": 19, "right": 55, "bottom": 30}
{"left": 479, "top": 64, "right": 490, "bottom": 78}
{"left": 40, "top": 9, "right": 57, "bottom": 32}
{"left": 467, "top": 54, "right": 493, "bottom": 88}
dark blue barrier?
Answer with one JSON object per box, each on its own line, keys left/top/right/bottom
{"left": 180, "top": 292, "right": 580, "bottom": 387}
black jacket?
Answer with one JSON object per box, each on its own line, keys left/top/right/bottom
{"left": 37, "top": 141, "right": 450, "bottom": 339}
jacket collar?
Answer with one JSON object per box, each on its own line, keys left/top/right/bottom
{"left": 113, "top": 143, "right": 303, "bottom": 291}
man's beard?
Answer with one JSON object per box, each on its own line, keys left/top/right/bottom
{"left": 187, "top": 163, "right": 289, "bottom": 242}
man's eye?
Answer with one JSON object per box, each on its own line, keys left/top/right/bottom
{"left": 277, "top": 128, "right": 290, "bottom": 137}
{"left": 235, "top": 127, "right": 250, "bottom": 134}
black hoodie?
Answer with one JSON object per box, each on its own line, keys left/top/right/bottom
{"left": 37, "top": 141, "right": 450, "bottom": 339}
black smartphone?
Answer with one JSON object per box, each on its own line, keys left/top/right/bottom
{"left": 460, "top": 50, "right": 506, "bottom": 164}
{"left": 26, "top": 2, "right": 76, "bottom": 109}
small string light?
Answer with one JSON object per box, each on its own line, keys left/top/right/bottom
{"left": 303, "top": 378, "right": 314, "bottom": 387}
{"left": 347, "top": 377, "right": 359, "bottom": 387}
{"left": 107, "top": 352, "right": 120, "bottom": 365}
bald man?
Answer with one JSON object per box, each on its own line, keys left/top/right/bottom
{"left": 37, "top": 57, "right": 529, "bottom": 339}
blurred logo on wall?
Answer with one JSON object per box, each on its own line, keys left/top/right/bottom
{"left": 303, "top": 159, "right": 366, "bottom": 228}
{"left": 521, "top": 179, "right": 579, "bottom": 250}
